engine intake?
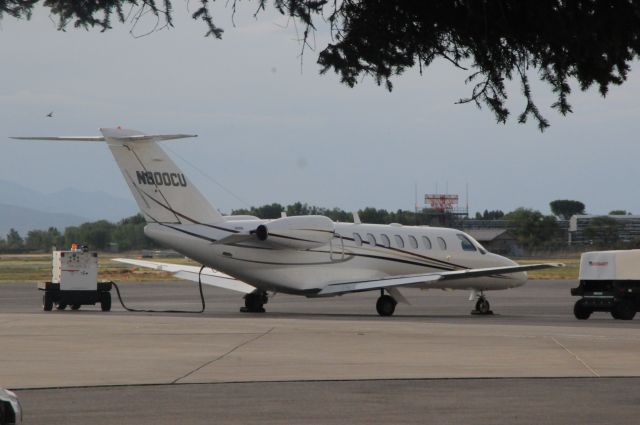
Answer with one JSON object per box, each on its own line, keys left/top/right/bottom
{"left": 256, "top": 224, "right": 268, "bottom": 241}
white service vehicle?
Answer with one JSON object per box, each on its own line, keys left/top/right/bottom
{"left": 572, "top": 249, "right": 640, "bottom": 320}
{"left": 0, "top": 388, "right": 21, "bottom": 424}
{"left": 38, "top": 248, "right": 112, "bottom": 311}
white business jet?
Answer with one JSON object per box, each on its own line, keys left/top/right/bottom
{"left": 13, "top": 128, "right": 559, "bottom": 316}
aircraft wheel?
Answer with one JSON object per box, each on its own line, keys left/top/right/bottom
{"left": 573, "top": 299, "right": 592, "bottom": 320}
{"left": 56, "top": 303, "right": 67, "bottom": 310}
{"left": 376, "top": 295, "right": 396, "bottom": 317}
{"left": 242, "top": 292, "right": 266, "bottom": 313}
{"left": 43, "top": 293, "right": 53, "bottom": 311}
{"left": 474, "top": 297, "right": 492, "bottom": 315}
{"left": 611, "top": 300, "right": 635, "bottom": 320}
{"left": 71, "top": 304, "right": 81, "bottom": 311}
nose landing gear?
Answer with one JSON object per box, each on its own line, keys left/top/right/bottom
{"left": 376, "top": 289, "right": 397, "bottom": 316}
{"left": 471, "top": 291, "right": 493, "bottom": 315}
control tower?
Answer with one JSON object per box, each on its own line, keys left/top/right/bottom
{"left": 424, "top": 194, "right": 468, "bottom": 227}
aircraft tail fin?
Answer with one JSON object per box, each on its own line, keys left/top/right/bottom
{"left": 12, "top": 128, "right": 224, "bottom": 224}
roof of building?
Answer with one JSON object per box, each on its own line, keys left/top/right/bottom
{"left": 466, "top": 228, "right": 510, "bottom": 242}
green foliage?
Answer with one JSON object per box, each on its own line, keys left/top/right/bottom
{"left": 0, "top": 214, "right": 155, "bottom": 253}
{"left": 359, "top": 207, "right": 390, "bottom": 224}
{"left": 4, "top": 1, "right": 640, "bottom": 129}
{"left": 474, "top": 210, "right": 504, "bottom": 220}
{"left": 504, "top": 208, "right": 560, "bottom": 248}
{"left": 25, "top": 227, "right": 64, "bottom": 252}
{"left": 583, "top": 216, "right": 622, "bottom": 245}
{"left": 5, "top": 228, "right": 24, "bottom": 252}
{"left": 549, "top": 200, "right": 585, "bottom": 220}
{"left": 233, "top": 203, "right": 286, "bottom": 219}
{"left": 62, "top": 220, "right": 116, "bottom": 250}
{"left": 609, "top": 210, "right": 630, "bottom": 216}
{"left": 112, "top": 215, "right": 154, "bottom": 251}
{"left": 233, "top": 203, "right": 434, "bottom": 225}
{"left": 76, "top": 220, "right": 115, "bottom": 250}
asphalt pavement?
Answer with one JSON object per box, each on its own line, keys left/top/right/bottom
{"left": 1, "top": 280, "right": 639, "bottom": 424}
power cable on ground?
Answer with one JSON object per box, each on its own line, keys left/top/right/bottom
{"left": 110, "top": 265, "right": 206, "bottom": 313}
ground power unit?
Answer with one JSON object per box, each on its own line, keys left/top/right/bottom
{"left": 571, "top": 249, "right": 640, "bottom": 320}
{"left": 38, "top": 248, "right": 112, "bottom": 311}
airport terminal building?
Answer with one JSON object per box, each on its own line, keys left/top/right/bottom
{"left": 568, "top": 214, "right": 640, "bottom": 245}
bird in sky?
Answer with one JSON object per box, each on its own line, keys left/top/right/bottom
{"left": 46, "top": 111, "right": 53, "bottom": 117}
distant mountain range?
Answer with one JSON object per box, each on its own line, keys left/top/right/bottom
{"left": 0, "top": 179, "right": 137, "bottom": 238}
{"left": 0, "top": 204, "right": 88, "bottom": 237}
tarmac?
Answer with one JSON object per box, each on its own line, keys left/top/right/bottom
{"left": 2, "top": 280, "right": 640, "bottom": 424}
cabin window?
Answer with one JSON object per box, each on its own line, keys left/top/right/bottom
{"left": 437, "top": 236, "right": 447, "bottom": 250}
{"left": 353, "top": 233, "right": 362, "bottom": 247}
{"left": 422, "top": 236, "right": 432, "bottom": 250}
{"left": 367, "top": 233, "right": 377, "bottom": 246}
{"left": 457, "top": 234, "right": 477, "bottom": 252}
{"left": 394, "top": 235, "right": 405, "bottom": 248}
{"left": 381, "top": 234, "right": 391, "bottom": 248}
{"left": 408, "top": 235, "right": 418, "bottom": 249}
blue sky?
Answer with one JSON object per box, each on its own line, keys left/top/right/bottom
{"left": 1, "top": 3, "right": 640, "bottom": 217}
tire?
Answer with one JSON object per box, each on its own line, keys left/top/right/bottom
{"left": 376, "top": 295, "right": 396, "bottom": 317}
{"left": 71, "top": 304, "right": 81, "bottom": 310}
{"left": 43, "top": 292, "right": 53, "bottom": 311}
{"left": 244, "top": 293, "right": 266, "bottom": 312}
{"left": 244, "top": 294, "right": 258, "bottom": 310}
{"left": 100, "top": 292, "right": 111, "bottom": 312}
{"left": 0, "top": 401, "right": 15, "bottom": 425}
{"left": 612, "top": 300, "right": 635, "bottom": 320}
{"left": 56, "top": 303, "right": 67, "bottom": 310}
{"left": 573, "top": 299, "right": 592, "bottom": 320}
{"left": 475, "top": 298, "right": 491, "bottom": 314}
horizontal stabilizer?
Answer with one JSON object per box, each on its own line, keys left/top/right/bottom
{"left": 11, "top": 127, "right": 222, "bottom": 225}
{"left": 10, "top": 136, "right": 105, "bottom": 141}
{"left": 106, "top": 133, "right": 197, "bottom": 142}
{"left": 10, "top": 134, "right": 196, "bottom": 143}
{"left": 113, "top": 258, "right": 255, "bottom": 294}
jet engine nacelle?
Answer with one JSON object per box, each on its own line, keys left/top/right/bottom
{"left": 255, "top": 215, "right": 335, "bottom": 250}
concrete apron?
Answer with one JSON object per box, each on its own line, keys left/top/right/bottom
{"left": 1, "top": 313, "right": 639, "bottom": 389}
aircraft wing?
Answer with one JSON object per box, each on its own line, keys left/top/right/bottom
{"left": 315, "top": 263, "right": 562, "bottom": 296}
{"left": 113, "top": 258, "right": 256, "bottom": 294}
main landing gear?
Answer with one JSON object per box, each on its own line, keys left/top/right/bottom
{"left": 471, "top": 292, "right": 493, "bottom": 315}
{"left": 240, "top": 290, "right": 268, "bottom": 313}
{"left": 376, "top": 290, "right": 397, "bottom": 317}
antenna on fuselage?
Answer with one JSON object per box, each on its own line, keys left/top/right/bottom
{"left": 352, "top": 211, "right": 361, "bottom": 224}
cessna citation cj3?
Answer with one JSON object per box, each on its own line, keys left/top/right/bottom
{"left": 13, "top": 128, "right": 561, "bottom": 316}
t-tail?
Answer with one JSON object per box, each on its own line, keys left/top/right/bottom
{"left": 11, "top": 128, "right": 224, "bottom": 224}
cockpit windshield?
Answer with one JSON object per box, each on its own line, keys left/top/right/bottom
{"left": 460, "top": 234, "right": 487, "bottom": 254}
{"left": 457, "top": 234, "right": 477, "bottom": 252}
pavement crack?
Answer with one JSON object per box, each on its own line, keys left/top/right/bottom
{"left": 171, "top": 327, "right": 275, "bottom": 384}
{"left": 550, "top": 336, "right": 600, "bottom": 377}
